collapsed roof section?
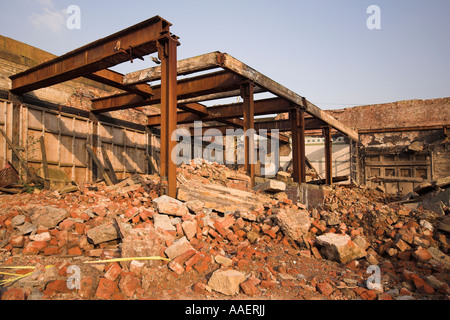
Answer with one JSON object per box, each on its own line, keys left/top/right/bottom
{"left": 8, "top": 15, "right": 358, "bottom": 197}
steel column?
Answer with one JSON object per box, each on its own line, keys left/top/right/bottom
{"left": 241, "top": 82, "right": 255, "bottom": 188}
{"left": 158, "top": 36, "right": 178, "bottom": 197}
{"left": 323, "top": 126, "right": 333, "bottom": 185}
{"left": 290, "top": 108, "right": 306, "bottom": 184}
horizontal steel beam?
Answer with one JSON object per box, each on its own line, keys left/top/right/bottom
{"left": 124, "top": 51, "right": 223, "bottom": 84}
{"left": 92, "top": 70, "right": 244, "bottom": 113}
{"left": 10, "top": 16, "right": 171, "bottom": 94}
{"left": 194, "top": 118, "right": 328, "bottom": 133}
{"left": 147, "top": 97, "right": 293, "bottom": 126}
{"left": 85, "top": 69, "right": 153, "bottom": 97}
{"left": 126, "top": 51, "right": 359, "bottom": 141}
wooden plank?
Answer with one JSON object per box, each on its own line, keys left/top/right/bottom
{"left": 86, "top": 144, "right": 113, "bottom": 186}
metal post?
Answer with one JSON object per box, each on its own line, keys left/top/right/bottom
{"left": 158, "top": 35, "right": 178, "bottom": 198}
{"left": 241, "top": 82, "right": 255, "bottom": 188}
{"left": 323, "top": 126, "right": 332, "bottom": 185}
{"left": 290, "top": 108, "right": 306, "bottom": 183}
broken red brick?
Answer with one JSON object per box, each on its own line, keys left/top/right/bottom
{"left": 78, "top": 277, "right": 96, "bottom": 300}
{"left": 119, "top": 274, "right": 141, "bottom": 298}
{"left": 104, "top": 262, "right": 122, "bottom": 281}
{"left": 192, "top": 282, "right": 208, "bottom": 295}
{"left": 44, "top": 280, "right": 73, "bottom": 296}
{"left": 1, "top": 288, "right": 26, "bottom": 300}
{"left": 95, "top": 278, "right": 119, "bottom": 300}
{"left": 68, "top": 246, "right": 83, "bottom": 256}
{"left": 240, "top": 279, "right": 259, "bottom": 296}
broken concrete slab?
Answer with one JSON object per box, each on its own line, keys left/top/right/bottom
{"left": 153, "top": 195, "right": 189, "bottom": 217}
{"left": 185, "top": 200, "right": 205, "bottom": 214}
{"left": 315, "top": 233, "right": 367, "bottom": 264}
{"left": 165, "top": 236, "right": 193, "bottom": 260}
{"left": 15, "top": 222, "right": 36, "bottom": 236}
{"left": 207, "top": 269, "right": 246, "bottom": 296}
{"left": 177, "top": 180, "right": 270, "bottom": 220}
{"left": 153, "top": 214, "right": 176, "bottom": 232}
{"left": 181, "top": 220, "right": 197, "bottom": 240}
{"left": 28, "top": 206, "right": 69, "bottom": 229}
{"left": 275, "top": 208, "right": 311, "bottom": 242}
{"left": 121, "top": 227, "right": 169, "bottom": 267}
{"left": 276, "top": 171, "right": 292, "bottom": 183}
{"left": 11, "top": 215, "right": 26, "bottom": 227}
{"left": 86, "top": 223, "right": 120, "bottom": 245}
{"left": 255, "top": 180, "right": 286, "bottom": 193}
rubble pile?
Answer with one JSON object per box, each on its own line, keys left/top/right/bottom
{"left": 178, "top": 159, "right": 251, "bottom": 190}
{"left": 0, "top": 166, "right": 448, "bottom": 300}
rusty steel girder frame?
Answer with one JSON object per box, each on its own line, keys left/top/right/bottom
{"left": 91, "top": 70, "right": 245, "bottom": 113}
{"left": 7, "top": 16, "right": 357, "bottom": 191}
{"left": 9, "top": 16, "right": 172, "bottom": 95}
{"left": 8, "top": 15, "right": 181, "bottom": 197}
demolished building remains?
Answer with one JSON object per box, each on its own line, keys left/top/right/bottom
{"left": 0, "top": 16, "right": 449, "bottom": 301}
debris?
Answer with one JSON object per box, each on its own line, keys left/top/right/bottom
{"left": 315, "top": 233, "right": 367, "bottom": 264}
{"left": 153, "top": 195, "right": 189, "bottom": 217}
{"left": 165, "top": 236, "right": 193, "bottom": 260}
{"left": 207, "top": 269, "right": 246, "bottom": 296}
{"left": 28, "top": 206, "right": 69, "bottom": 229}
{"left": 275, "top": 208, "right": 311, "bottom": 242}
{"left": 255, "top": 180, "right": 286, "bottom": 193}
{"left": 153, "top": 214, "right": 176, "bottom": 232}
{"left": 86, "top": 223, "right": 120, "bottom": 245}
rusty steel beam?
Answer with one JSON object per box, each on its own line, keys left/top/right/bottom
{"left": 190, "top": 126, "right": 290, "bottom": 144}
{"left": 124, "top": 51, "right": 223, "bottom": 84}
{"left": 175, "top": 87, "right": 266, "bottom": 104}
{"left": 158, "top": 36, "right": 178, "bottom": 198}
{"left": 10, "top": 16, "right": 171, "bottom": 94}
{"left": 241, "top": 82, "right": 255, "bottom": 187}
{"left": 85, "top": 69, "right": 153, "bottom": 97}
{"left": 177, "top": 102, "right": 208, "bottom": 115}
{"left": 323, "top": 126, "right": 333, "bottom": 185}
{"left": 126, "top": 51, "right": 359, "bottom": 141}
{"left": 290, "top": 108, "right": 306, "bottom": 184}
{"left": 147, "top": 97, "right": 293, "bottom": 126}
{"left": 91, "top": 70, "right": 244, "bottom": 113}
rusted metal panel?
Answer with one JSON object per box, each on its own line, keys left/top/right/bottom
{"left": 10, "top": 16, "right": 171, "bottom": 94}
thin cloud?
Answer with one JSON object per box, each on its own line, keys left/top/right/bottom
{"left": 29, "top": 6, "right": 66, "bottom": 34}
{"left": 37, "top": 0, "right": 55, "bottom": 8}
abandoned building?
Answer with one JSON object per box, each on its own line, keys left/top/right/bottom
{"left": 0, "top": 16, "right": 449, "bottom": 301}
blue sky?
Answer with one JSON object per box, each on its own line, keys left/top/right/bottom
{"left": 0, "top": 0, "right": 449, "bottom": 109}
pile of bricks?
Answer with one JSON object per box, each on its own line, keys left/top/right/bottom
{"left": 0, "top": 169, "right": 449, "bottom": 300}
{"left": 178, "top": 159, "right": 251, "bottom": 191}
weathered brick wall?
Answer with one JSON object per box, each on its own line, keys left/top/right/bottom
{"left": 327, "top": 98, "right": 450, "bottom": 131}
